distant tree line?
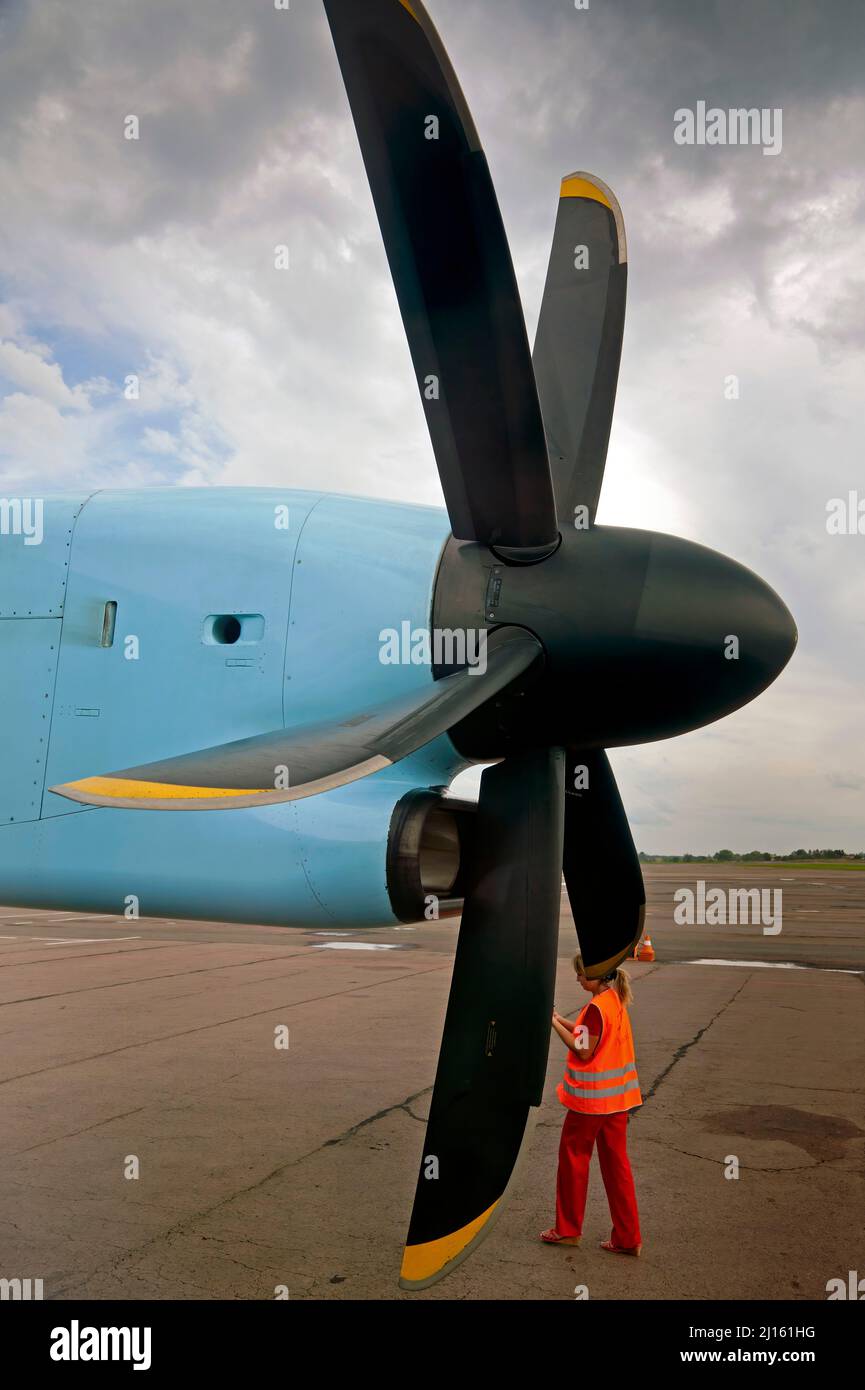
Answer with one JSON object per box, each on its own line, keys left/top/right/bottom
{"left": 638, "top": 849, "right": 864, "bottom": 863}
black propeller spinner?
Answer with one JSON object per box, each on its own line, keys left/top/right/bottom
{"left": 52, "top": 0, "right": 797, "bottom": 1290}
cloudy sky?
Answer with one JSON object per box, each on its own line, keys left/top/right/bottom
{"left": 1, "top": 0, "right": 863, "bottom": 852}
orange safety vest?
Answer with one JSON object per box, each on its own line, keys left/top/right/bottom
{"left": 557, "top": 986, "right": 642, "bottom": 1114}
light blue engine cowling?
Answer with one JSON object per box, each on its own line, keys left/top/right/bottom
{"left": 0, "top": 488, "right": 471, "bottom": 927}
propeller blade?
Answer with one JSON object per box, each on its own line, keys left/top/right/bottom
{"left": 562, "top": 749, "right": 645, "bottom": 977}
{"left": 400, "top": 747, "right": 565, "bottom": 1290}
{"left": 49, "top": 627, "right": 542, "bottom": 811}
{"left": 323, "top": 0, "right": 558, "bottom": 558}
{"left": 532, "top": 172, "right": 627, "bottom": 528}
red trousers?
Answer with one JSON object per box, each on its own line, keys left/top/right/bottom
{"left": 555, "top": 1108, "right": 641, "bottom": 1248}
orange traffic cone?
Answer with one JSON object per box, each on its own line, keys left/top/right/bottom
{"left": 637, "top": 935, "right": 655, "bottom": 962}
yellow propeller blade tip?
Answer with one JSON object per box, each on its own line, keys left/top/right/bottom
{"left": 398, "top": 1201, "right": 499, "bottom": 1289}
{"left": 560, "top": 173, "right": 613, "bottom": 209}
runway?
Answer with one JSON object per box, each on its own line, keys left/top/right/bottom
{"left": 0, "top": 865, "right": 862, "bottom": 1300}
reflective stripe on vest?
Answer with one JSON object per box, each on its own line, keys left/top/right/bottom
{"left": 561, "top": 1075, "right": 639, "bottom": 1099}
{"left": 564, "top": 1061, "right": 637, "bottom": 1083}
{"left": 557, "top": 987, "right": 643, "bottom": 1115}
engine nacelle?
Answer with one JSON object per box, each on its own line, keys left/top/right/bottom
{"left": 0, "top": 770, "right": 472, "bottom": 929}
{"left": 386, "top": 789, "right": 478, "bottom": 922}
{"left": 0, "top": 487, "right": 476, "bottom": 930}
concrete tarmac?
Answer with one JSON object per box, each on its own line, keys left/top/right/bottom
{"left": 0, "top": 865, "right": 862, "bottom": 1300}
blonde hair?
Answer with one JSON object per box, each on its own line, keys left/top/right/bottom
{"left": 572, "top": 953, "right": 634, "bottom": 1008}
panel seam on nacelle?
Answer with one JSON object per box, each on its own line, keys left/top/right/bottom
{"left": 38, "top": 491, "right": 103, "bottom": 822}
{"left": 280, "top": 494, "right": 327, "bottom": 729}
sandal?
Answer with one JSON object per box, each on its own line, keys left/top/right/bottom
{"left": 600, "top": 1238, "right": 641, "bottom": 1257}
{"left": 540, "top": 1228, "right": 581, "bottom": 1246}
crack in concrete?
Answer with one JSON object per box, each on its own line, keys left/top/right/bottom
{"left": 6, "top": 1105, "right": 148, "bottom": 1157}
{"left": 2, "top": 1071, "right": 247, "bottom": 1160}
{"left": 402, "top": 1105, "right": 428, "bottom": 1124}
{"left": 322, "top": 1088, "right": 432, "bottom": 1148}
{"left": 637, "top": 1133, "right": 849, "bottom": 1174}
{"left": 755, "top": 1080, "right": 864, "bottom": 1097}
{"left": 28, "top": 1084, "right": 436, "bottom": 1293}
{"left": 635, "top": 976, "right": 750, "bottom": 1111}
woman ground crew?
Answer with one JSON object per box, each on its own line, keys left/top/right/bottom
{"left": 541, "top": 954, "right": 642, "bottom": 1255}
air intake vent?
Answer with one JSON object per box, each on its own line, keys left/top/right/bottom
{"left": 386, "top": 789, "right": 478, "bottom": 923}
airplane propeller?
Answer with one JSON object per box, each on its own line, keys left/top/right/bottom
{"left": 52, "top": 0, "right": 797, "bottom": 1289}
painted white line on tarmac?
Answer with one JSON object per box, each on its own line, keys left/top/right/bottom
{"left": 312, "top": 942, "right": 404, "bottom": 951}
{"left": 18, "top": 936, "right": 143, "bottom": 945}
{"left": 676, "top": 958, "right": 862, "bottom": 975}
{"left": 0, "top": 915, "right": 119, "bottom": 923}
